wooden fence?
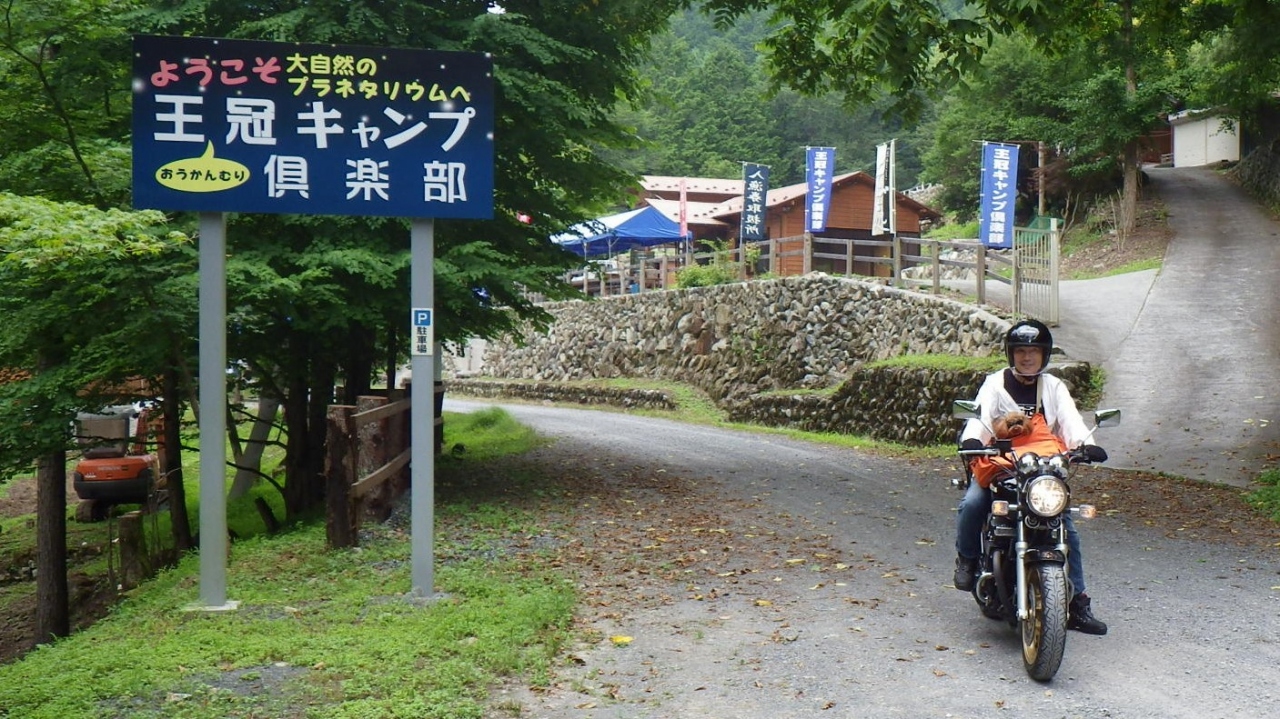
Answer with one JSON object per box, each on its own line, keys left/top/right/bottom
{"left": 324, "top": 382, "right": 444, "bottom": 548}
{"left": 576, "top": 229, "right": 1060, "bottom": 325}
{"left": 630, "top": 235, "right": 1016, "bottom": 299}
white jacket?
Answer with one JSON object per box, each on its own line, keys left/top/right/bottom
{"left": 960, "top": 370, "right": 1093, "bottom": 449}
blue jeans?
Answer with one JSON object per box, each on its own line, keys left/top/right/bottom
{"left": 955, "top": 479, "right": 1086, "bottom": 596}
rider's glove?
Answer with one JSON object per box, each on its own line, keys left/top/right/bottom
{"left": 960, "top": 438, "right": 984, "bottom": 452}
{"left": 1082, "top": 445, "right": 1108, "bottom": 463}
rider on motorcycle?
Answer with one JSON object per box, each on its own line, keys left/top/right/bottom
{"left": 953, "top": 319, "right": 1109, "bottom": 635}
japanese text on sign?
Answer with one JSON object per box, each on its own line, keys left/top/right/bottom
{"left": 411, "top": 308, "right": 434, "bottom": 356}
{"left": 979, "top": 142, "right": 1020, "bottom": 248}
{"left": 805, "top": 147, "right": 835, "bottom": 233}
{"left": 132, "top": 35, "right": 493, "bottom": 219}
{"left": 740, "top": 163, "right": 771, "bottom": 242}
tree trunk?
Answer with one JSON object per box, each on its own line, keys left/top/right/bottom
{"left": 227, "top": 396, "right": 280, "bottom": 500}
{"left": 308, "top": 361, "right": 337, "bottom": 502}
{"left": 1121, "top": 142, "right": 1139, "bottom": 240}
{"left": 385, "top": 324, "right": 400, "bottom": 392}
{"left": 163, "top": 367, "right": 193, "bottom": 551}
{"left": 281, "top": 375, "right": 313, "bottom": 521}
{"left": 35, "top": 452, "right": 69, "bottom": 642}
{"left": 341, "top": 324, "right": 376, "bottom": 404}
{"left": 1119, "top": 0, "right": 1139, "bottom": 237}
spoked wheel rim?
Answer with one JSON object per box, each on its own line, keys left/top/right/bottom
{"left": 1021, "top": 564, "right": 1068, "bottom": 682}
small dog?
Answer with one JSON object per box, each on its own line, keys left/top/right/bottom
{"left": 992, "top": 410, "right": 1030, "bottom": 439}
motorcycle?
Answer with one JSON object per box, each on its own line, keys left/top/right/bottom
{"left": 951, "top": 399, "right": 1121, "bottom": 681}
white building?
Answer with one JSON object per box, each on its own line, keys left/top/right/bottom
{"left": 1168, "top": 109, "right": 1240, "bottom": 168}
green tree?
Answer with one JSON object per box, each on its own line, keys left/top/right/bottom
{"left": 0, "top": 0, "right": 138, "bottom": 208}
{"left": 1187, "top": 0, "right": 1280, "bottom": 125}
{"left": 0, "top": 192, "right": 187, "bottom": 644}
{"left": 700, "top": 0, "right": 1226, "bottom": 234}
{"left": 0, "top": 0, "right": 687, "bottom": 577}
{"left": 919, "top": 35, "right": 1123, "bottom": 220}
{"left": 129, "top": 0, "right": 685, "bottom": 519}
{"left": 610, "top": 6, "right": 925, "bottom": 187}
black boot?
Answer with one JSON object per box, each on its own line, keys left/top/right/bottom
{"left": 953, "top": 555, "right": 978, "bottom": 591}
{"left": 1068, "top": 593, "right": 1108, "bottom": 635}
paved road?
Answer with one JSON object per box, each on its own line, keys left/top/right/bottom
{"left": 1054, "top": 167, "right": 1280, "bottom": 487}
{"left": 450, "top": 400, "right": 1280, "bottom": 719}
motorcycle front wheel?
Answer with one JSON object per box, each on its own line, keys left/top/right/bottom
{"left": 1021, "top": 563, "right": 1069, "bottom": 682}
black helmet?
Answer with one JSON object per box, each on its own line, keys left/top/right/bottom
{"left": 1005, "top": 319, "right": 1053, "bottom": 374}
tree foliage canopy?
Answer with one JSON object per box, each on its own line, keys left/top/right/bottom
{"left": 695, "top": 0, "right": 1276, "bottom": 224}
{"left": 0, "top": 192, "right": 190, "bottom": 472}
{"left": 0, "top": 1, "right": 685, "bottom": 518}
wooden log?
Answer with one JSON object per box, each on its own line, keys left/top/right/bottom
{"left": 325, "top": 405, "right": 357, "bottom": 548}
{"left": 116, "top": 511, "right": 148, "bottom": 590}
{"left": 356, "top": 396, "right": 390, "bottom": 522}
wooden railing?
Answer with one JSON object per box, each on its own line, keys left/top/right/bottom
{"left": 618, "top": 235, "right": 1016, "bottom": 303}
{"left": 324, "top": 382, "right": 444, "bottom": 548}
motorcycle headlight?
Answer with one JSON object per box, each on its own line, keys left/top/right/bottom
{"left": 1025, "top": 476, "right": 1069, "bottom": 517}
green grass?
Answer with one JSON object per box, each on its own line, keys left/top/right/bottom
{"left": 492, "top": 368, "right": 982, "bottom": 461}
{"left": 924, "top": 219, "right": 979, "bottom": 241}
{"left": 865, "top": 353, "right": 1006, "bottom": 372}
{"left": 0, "top": 409, "right": 576, "bottom": 719}
{"left": 438, "top": 405, "right": 545, "bottom": 461}
{"left": 0, "top": 526, "right": 573, "bottom": 719}
{"left": 1247, "top": 468, "right": 1280, "bottom": 522}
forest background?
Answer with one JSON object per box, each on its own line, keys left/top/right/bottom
{"left": 2, "top": 0, "right": 1279, "bottom": 648}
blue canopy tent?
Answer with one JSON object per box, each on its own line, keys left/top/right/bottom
{"left": 552, "top": 205, "right": 687, "bottom": 257}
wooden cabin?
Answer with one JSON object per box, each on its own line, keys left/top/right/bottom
{"left": 639, "top": 172, "right": 941, "bottom": 279}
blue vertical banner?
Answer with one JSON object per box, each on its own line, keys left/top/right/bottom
{"left": 740, "top": 163, "right": 771, "bottom": 241}
{"left": 805, "top": 147, "right": 835, "bottom": 233}
{"left": 980, "top": 142, "right": 1019, "bottom": 248}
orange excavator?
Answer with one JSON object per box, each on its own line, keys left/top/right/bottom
{"left": 72, "top": 405, "right": 164, "bottom": 522}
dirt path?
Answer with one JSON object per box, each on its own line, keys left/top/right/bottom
{"left": 459, "top": 401, "right": 1280, "bottom": 719}
{"left": 1099, "top": 167, "right": 1280, "bottom": 486}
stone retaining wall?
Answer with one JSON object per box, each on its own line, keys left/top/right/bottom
{"left": 446, "top": 379, "right": 677, "bottom": 411}
{"left": 473, "top": 274, "right": 1010, "bottom": 400}
{"left": 450, "top": 273, "right": 1093, "bottom": 446}
{"left": 724, "top": 363, "right": 1091, "bottom": 445}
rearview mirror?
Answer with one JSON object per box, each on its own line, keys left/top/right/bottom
{"left": 952, "top": 399, "right": 981, "bottom": 420}
{"left": 1093, "top": 408, "right": 1121, "bottom": 427}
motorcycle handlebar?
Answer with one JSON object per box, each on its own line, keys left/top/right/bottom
{"left": 957, "top": 446, "right": 1094, "bottom": 464}
{"left": 1065, "top": 447, "right": 1093, "bottom": 464}
{"left": 958, "top": 448, "right": 1001, "bottom": 457}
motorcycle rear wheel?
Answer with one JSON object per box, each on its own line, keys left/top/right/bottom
{"left": 1021, "top": 563, "right": 1069, "bottom": 682}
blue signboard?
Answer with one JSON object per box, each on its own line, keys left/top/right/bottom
{"left": 979, "top": 142, "right": 1019, "bottom": 248}
{"left": 805, "top": 147, "right": 835, "bottom": 233}
{"left": 132, "top": 35, "right": 493, "bottom": 219}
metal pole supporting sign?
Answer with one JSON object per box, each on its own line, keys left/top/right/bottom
{"left": 410, "top": 218, "right": 437, "bottom": 597}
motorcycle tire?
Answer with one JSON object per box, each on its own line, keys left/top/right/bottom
{"left": 1021, "top": 563, "right": 1069, "bottom": 682}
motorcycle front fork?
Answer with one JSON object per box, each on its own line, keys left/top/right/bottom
{"left": 983, "top": 523, "right": 1069, "bottom": 621}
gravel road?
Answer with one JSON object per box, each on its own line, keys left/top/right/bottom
{"left": 451, "top": 400, "right": 1280, "bottom": 719}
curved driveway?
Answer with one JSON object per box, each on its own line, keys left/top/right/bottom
{"left": 1053, "top": 166, "right": 1280, "bottom": 487}
{"left": 449, "top": 400, "right": 1280, "bottom": 719}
